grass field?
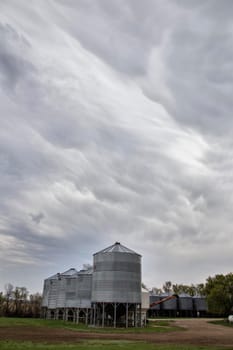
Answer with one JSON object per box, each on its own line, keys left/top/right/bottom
{"left": 209, "top": 319, "right": 233, "bottom": 328}
{"left": 0, "top": 341, "right": 227, "bottom": 350}
{"left": 0, "top": 317, "right": 232, "bottom": 350}
{"left": 0, "top": 317, "right": 182, "bottom": 333}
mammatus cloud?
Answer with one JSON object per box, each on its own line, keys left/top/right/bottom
{"left": 29, "top": 212, "right": 45, "bottom": 224}
{"left": 0, "top": 0, "right": 232, "bottom": 292}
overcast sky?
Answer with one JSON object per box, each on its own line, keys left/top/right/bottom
{"left": 0, "top": 0, "right": 233, "bottom": 294}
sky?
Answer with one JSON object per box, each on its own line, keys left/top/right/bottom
{"left": 0, "top": 0, "right": 233, "bottom": 294}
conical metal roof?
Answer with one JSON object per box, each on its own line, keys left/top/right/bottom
{"left": 179, "top": 293, "right": 192, "bottom": 298}
{"left": 46, "top": 273, "right": 59, "bottom": 280}
{"left": 60, "top": 268, "right": 78, "bottom": 276}
{"left": 94, "top": 242, "right": 141, "bottom": 256}
{"left": 45, "top": 267, "right": 82, "bottom": 280}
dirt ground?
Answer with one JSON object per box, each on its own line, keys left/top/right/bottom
{"left": 0, "top": 319, "right": 233, "bottom": 347}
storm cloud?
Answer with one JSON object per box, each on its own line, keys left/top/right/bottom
{"left": 0, "top": 0, "right": 233, "bottom": 292}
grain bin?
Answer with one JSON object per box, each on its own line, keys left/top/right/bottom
{"left": 92, "top": 242, "right": 141, "bottom": 303}
{"left": 149, "top": 294, "right": 161, "bottom": 311}
{"left": 91, "top": 242, "right": 141, "bottom": 327}
{"left": 178, "top": 293, "right": 193, "bottom": 316}
{"left": 65, "top": 266, "right": 93, "bottom": 324}
{"left": 57, "top": 268, "right": 78, "bottom": 309}
{"left": 178, "top": 293, "right": 193, "bottom": 310}
{"left": 193, "top": 295, "right": 208, "bottom": 316}
{"left": 160, "top": 293, "right": 177, "bottom": 310}
{"left": 76, "top": 267, "right": 93, "bottom": 308}
{"left": 41, "top": 272, "right": 59, "bottom": 318}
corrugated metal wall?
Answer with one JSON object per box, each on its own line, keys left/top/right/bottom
{"left": 193, "top": 296, "right": 208, "bottom": 311}
{"left": 91, "top": 250, "right": 141, "bottom": 303}
{"left": 42, "top": 268, "right": 92, "bottom": 310}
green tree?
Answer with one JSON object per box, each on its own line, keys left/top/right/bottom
{"left": 0, "top": 292, "right": 5, "bottom": 316}
{"left": 151, "top": 287, "right": 162, "bottom": 295}
{"left": 14, "top": 287, "right": 29, "bottom": 316}
{"left": 163, "top": 281, "right": 172, "bottom": 293}
{"left": 4, "top": 283, "right": 14, "bottom": 316}
{"left": 28, "top": 293, "right": 42, "bottom": 317}
{"left": 204, "top": 273, "right": 233, "bottom": 315}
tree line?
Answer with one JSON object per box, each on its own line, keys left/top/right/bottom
{"left": 150, "top": 272, "right": 233, "bottom": 316}
{"left": 0, "top": 283, "right": 42, "bottom": 317}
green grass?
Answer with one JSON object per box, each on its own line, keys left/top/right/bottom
{"left": 0, "top": 318, "right": 232, "bottom": 350}
{"left": 209, "top": 319, "right": 233, "bottom": 328}
{"left": 0, "top": 318, "right": 182, "bottom": 333}
{"left": 0, "top": 341, "right": 229, "bottom": 350}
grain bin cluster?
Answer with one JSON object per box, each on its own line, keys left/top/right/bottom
{"left": 42, "top": 242, "right": 207, "bottom": 326}
{"left": 42, "top": 242, "right": 148, "bottom": 327}
{"left": 148, "top": 292, "right": 207, "bottom": 318}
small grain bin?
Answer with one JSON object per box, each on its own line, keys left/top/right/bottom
{"left": 149, "top": 294, "right": 161, "bottom": 317}
{"left": 193, "top": 295, "right": 208, "bottom": 316}
{"left": 160, "top": 293, "right": 177, "bottom": 317}
{"left": 41, "top": 273, "right": 59, "bottom": 319}
{"left": 178, "top": 293, "right": 193, "bottom": 316}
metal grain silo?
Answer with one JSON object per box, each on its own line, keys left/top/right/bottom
{"left": 178, "top": 293, "right": 193, "bottom": 316}
{"left": 158, "top": 293, "right": 177, "bottom": 317}
{"left": 149, "top": 295, "right": 161, "bottom": 310}
{"left": 62, "top": 266, "right": 92, "bottom": 324}
{"left": 91, "top": 242, "right": 141, "bottom": 327}
{"left": 76, "top": 267, "right": 93, "bottom": 308}
{"left": 193, "top": 296, "right": 208, "bottom": 316}
{"left": 148, "top": 294, "right": 161, "bottom": 318}
{"left": 60, "top": 268, "right": 78, "bottom": 309}
{"left": 160, "top": 293, "right": 177, "bottom": 310}
{"left": 41, "top": 272, "right": 59, "bottom": 318}
{"left": 41, "top": 278, "right": 51, "bottom": 308}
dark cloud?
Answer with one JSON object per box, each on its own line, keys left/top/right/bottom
{"left": 0, "top": 0, "right": 232, "bottom": 292}
{"left": 29, "top": 212, "right": 45, "bottom": 224}
{"left": 54, "top": 0, "right": 178, "bottom": 76}
{"left": 0, "top": 23, "right": 35, "bottom": 90}
{"left": 140, "top": 1, "right": 233, "bottom": 136}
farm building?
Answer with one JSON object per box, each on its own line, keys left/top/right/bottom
{"left": 42, "top": 242, "right": 148, "bottom": 327}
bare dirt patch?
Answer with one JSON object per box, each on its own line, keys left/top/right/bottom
{"left": 0, "top": 319, "right": 232, "bottom": 347}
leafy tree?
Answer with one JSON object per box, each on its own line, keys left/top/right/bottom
{"left": 204, "top": 273, "right": 233, "bottom": 315}
{"left": 162, "top": 281, "right": 172, "bottom": 293}
{"left": 151, "top": 287, "right": 162, "bottom": 295}
{"left": 4, "top": 283, "right": 14, "bottom": 315}
{"left": 196, "top": 283, "right": 205, "bottom": 296}
{"left": 1, "top": 284, "right": 41, "bottom": 317}
{"left": 28, "top": 293, "right": 42, "bottom": 317}
{"left": 0, "top": 292, "right": 5, "bottom": 316}
{"left": 141, "top": 282, "right": 147, "bottom": 290}
{"left": 172, "top": 283, "right": 202, "bottom": 296}
{"left": 14, "top": 287, "right": 29, "bottom": 316}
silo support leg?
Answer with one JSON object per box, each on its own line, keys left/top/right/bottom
{"left": 114, "top": 303, "right": 116, "bottom": 328}
{"left": 139, "top": 303, "right": 142, "bottom": 327}
{"left": 76, "top": 308, "right": 79, "bottom": 324}
{"left": 102, "top": 302, "right": 105, "bottom": 327}
{"left": 85, "top": 308, "right": 88, "bottom": 325}
{"left": 134, "top": 304, "right": 137, "bottom": 327}
{"left": 65, "top": 309, "right": 68, "bottom": 321}
{"left": 93, "top": 305, "right": 96, "bottom": 326}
